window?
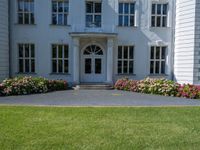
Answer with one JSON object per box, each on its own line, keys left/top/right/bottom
{"left": 18, "top": 44, "right": 35, "bottom": 73}
{"left": 86, "top": 2, "right": 102, "bottom": 27}
{"left": 150, "top": 46, "right": 166, "bottom": 74}
{"left": 52, "top": 0, "right": 69, "bottom": 25}
{"left": 118, "top": 46, "right": 134, "bottom": 74}
{"left": 17, "top": 0, "right": 34, "bottom": 24}
{"left": 52, "top": 44, "right": 69, "bottom": 73}
{"left": 151, "top": 3, "right": 168, "bottom": 27}
{"left": 118, "top": 3, "right": 135, "bottom": 27}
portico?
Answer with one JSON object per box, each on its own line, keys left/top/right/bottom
{"left": 70, "top": 32, "right": 117, "bottom": 85}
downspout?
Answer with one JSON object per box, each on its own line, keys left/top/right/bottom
{"left": 8, "top": 0, "right": 11, "bottom": 78}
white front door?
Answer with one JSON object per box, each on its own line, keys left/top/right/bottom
{"left": 81, "top": 45, "right": 106, "bottom": 83}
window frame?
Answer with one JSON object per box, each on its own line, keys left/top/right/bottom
{"left": 18, "top": 43, "right": 35, "bottom": 73}
{"left": 51, "top": 44, "right": 69, "bottom": 74}
{"left": 117, "top": 45, "right": 135, "bottom": 74}
{"left": 151, "top": 3, "right": 168, "bottom": 27}
{"left": 118, "top": 2, "right": 136, "bottom": 27}
{"left": 150, "top": 46, "right": 167, "bottom": 75}
{"left": 85, "top": 1, "right": 102, "bottom": 28}
{"left": 51, "top": 0, "right": 69, "bottom": 26}
{"left": 17, "top": 0, "right": 35, "bottom": 24}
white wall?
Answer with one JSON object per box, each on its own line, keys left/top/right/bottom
{"left": 0, "top": 0, "right": 9, "bottom": 81}
{"left": 10, "top": 0, "right": 174, "bottom": 83}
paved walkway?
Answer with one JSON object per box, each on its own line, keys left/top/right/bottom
{"left": 0, "top": 90, "right": 200, "bottom": 106}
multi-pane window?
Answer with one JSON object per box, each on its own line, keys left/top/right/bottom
{"left": 52, "top": 0, "right": 69, "bottom": 25}
{"left": 86, "top": 2, "right": 102, "bottom": 27}
{"left": 118, "top": 46, "right": 134, "bottom": 74}
{"left": 52, "top": 44, "right": 69, "bottom": 74}
{"left": 118, "top": 3, "right": 135, "bottom": 27}
{"left": 18, "top": 0, "right": 34, "bottom": 24}
{"left": 151, "top": 3, "right": 168, "bottom": 27}
{"left": 150, "top": 46, "right": 166, "bottom": 74}
{"left": 18, "top": 44, "right": 35, "bottom": 73}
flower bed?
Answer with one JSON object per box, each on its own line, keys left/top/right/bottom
{"left": 0, "top": 76, "right": 68, "bottom": 96}
{"left": 115, "top": 78, "right": 200, "bottom": 99}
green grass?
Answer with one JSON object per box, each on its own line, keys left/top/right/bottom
{"left": 1, "top": 106, "right": 200, "bottom": 150}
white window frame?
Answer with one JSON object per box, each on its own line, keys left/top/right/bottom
{"left": 150, "top": 46, "right": 166, "bottom": 74}
{"left": 118, "top": 2, "right": 135, "bottom": 27}
{"left": 86, "top": 1, "right": 102, "bottom": 27}
{"left": 17, "top": 0, "right": 34, "bottom": 24}
{"left": 151, "top": 3, "right": 168, "bottom": 27}
{"left": 18, "top": 43, "right": 35, "bottom": 73}
{"left": 117, "top": 46, "right": 134, "bottom": 74}
{"left": 52, "top": 0, "right": 69, "bottom": 25}
{"left": 52, "top": 44, "right": 69, "bottom": 74}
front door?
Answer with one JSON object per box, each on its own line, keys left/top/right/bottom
{"left": 81, "top": 45, "right": 106, "bottom": 83}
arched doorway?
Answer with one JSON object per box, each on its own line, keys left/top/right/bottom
{"left": 81, "top": 44, "right": 106, "bottom": 83}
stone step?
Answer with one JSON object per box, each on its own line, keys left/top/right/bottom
{"left": 73, "top": 84, "right": 113, "bottom": 90}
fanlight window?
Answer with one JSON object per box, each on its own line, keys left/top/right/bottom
{"left": 84, "top": 45, "right": 103, "bottom": 55}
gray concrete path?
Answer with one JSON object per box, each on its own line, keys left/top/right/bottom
{"left": 0, "top": 90, "right": 200, "bottom": 106}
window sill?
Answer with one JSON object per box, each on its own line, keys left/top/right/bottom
{"left": 150, "top": 27, "right": 170, "bottom": 29}
{"left": 14, "top": 23, "right": 37, "bottom": 26}
{"left": 50, "top": 73, "right": 71, "bottom": 76}
{"left": 116, "top": 74, "right": 136, "bottom": 76}
{"left": 50, "top": 24, "right": 71, "bottom": 27}
{"left": 148, "top": 74, "right": 168, "bottom": 77}
{"left": 117, "top": 26, "right": 138, "bottom": 28}
{"left": 16, "top": 72, "right": 37, "bottom": 75}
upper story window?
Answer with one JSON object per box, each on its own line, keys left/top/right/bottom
{"left": 118, "top": 3, "right": 135, "bottom": 27}
{"left": 18, "top": 44, "right": 35, "bottom": 73}
{"left": 86, "top": 2, "right": 102, "bottom": 27}
{"left": 118, "top": 46, "right": 134, "bottom": 74}
{"left": 18, "top": 0, "right": 34, "bottom": 24}
{"left": 151, "top": 3, "right": 168, "bottom": 27}
{"left": 150, "top": 46, "right": 166, "bottom": 74}
{"left": 52, "top": 0, "right": 69, "bottom": 25}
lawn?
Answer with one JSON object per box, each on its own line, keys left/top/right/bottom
{"left": 0, "top": 106, "right": 200, "bottom": 150}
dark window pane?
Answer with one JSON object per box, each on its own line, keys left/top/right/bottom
{"left": 30, "top": 13, "right": 34, "bottom": 24}
{"left": 52, "top": 2, "right": 57, "bottom": 12}
{"left": 163, "top": 4, "right": 168, "bottom": 15}
{"left": 130, "top": 3, "right": 135, "bottom": 14}
{"left": 156, "top": 47, "right": 160, "bottom": 59}
{"left": 129, "top": 46, "right": 134, "bottom": 59}
{"left": 157, "top": 16, "right": 161, "bottom": 27}
{"left": 118, "top": 46, "right": 122, "bottom": 59}
{"left": 52, "top": 14, "right": 57, "bottom": 24}
{"left": 64, "top": 2, "right": 69, "bottom": 12}
{"left": 64, "top": 14, "right": 68, "bottom": 25}
{"left": 85, "top": 59, "right": 92, "bottom": 74}
{"left": 52, "top": 45, "right": 57, "bottom": 58}
{"left": 58, "top": 45, "right": 63, "bottom": 58}
{"left": 157, "top": 4, "right": 161, "bottom": 14}
{"left": 52, "top": 60, "right": 57, "bottom": 73}
{"left": 86, "top": 2, "right": 93, "bottom": 13}
{"left": 19, "top": 59, "right": 24, "bottom": 72}
{"left": 18, "top": 0, "right": 23, "bottom": 11}
{"left": 161, "top": 61, "right": 165, "bottom": 74}
{"left": 123, "top": 61, "right": 128, "bottom": 73}
{"left": 130, "top": 16, "right": 134, "bottom": 26}
{"left": 25, "top": 44, "right": 29, "bottom": 57}
{"left": 58, "top": 60, "right": 63, "bottom": 73}
{"left": 24, "top": 0, "right": 29, "bottom": 12}
{"left": 129, "top": 61, "right": 134, "bottom": 74}
{"left": 155, "top": 61, "right": 160, "bottom": 74}
{"left": 124, "top": 16, "right": 129, "bottom": 26}
{"left": 24, "top": 13, "right": 29, "bottom": 24}
{"left": 86, "top": 15, "right": 93, "bottom": 27}
{"left": 119, "top": 15, "right": 123, "bottom": 26}
{"left": 150, "top": 61, "right": 154, "bottom": 74}
{"left": 95, "top": 59, "right": 101, "bottom": 74}
{"left": 58, "top": 14, "right": 63, "bottom": 24}
{"left": 25, "top": 59, "right": 30, "bottom": 72}
{"left": 95, "top": 3, "right": 101, "bottom": 13}
{"left": 58, "top": 2, "right": 63, "bottom": 12}
{"left": 31, "top": 47, "right": 35, "bottom": 58}
{"left": 152, "top": 4, "right": 156, "bottom": 14}
{"left": 64, "top": 60, "right": 68, "bottom": 73}
{"left": 64, "top": 46, "right": 68, "bottom": 58}
{"left": 162, "top": 47, "right": 166, "bottom": 59}
{"left": 119, "top": 3, "right": 123, "bottom": 14}
{"left": 31, "top": 59, "right": 35, "bottom": 73}
{"left": 18, "top": 13, "right": 23, "bottom": 24}
{"left": 19, "top": 44, "right": 23, "bottom": 57}
{"left": 124, "top": 46, "right": 128, "bottom": 59}
{"left": 151, "top": 47, "right": 154, "bottom": 59}
{"left": 151, "top": 16, "right": 155, "bottom": 27}
{"left": 162, "top": 16, "right": 167, "bottom": 27}
{"left": 95, "top": 15, "right": 101, "bottom": 27}
{"left": 30, "top": 0, "right": 34, "bottom": 13}
{"left": 124, "top": 3, "right": 129, "bottom": 14}
{"left": 118, "top": 61, "right": 122, "bottom": 74}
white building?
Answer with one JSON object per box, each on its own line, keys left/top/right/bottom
{"left": 0, "top": 0, "right": 199, "bottom": 85}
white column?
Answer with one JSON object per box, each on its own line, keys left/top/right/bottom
{"left": 107, "top": 38, "right": 114, "bottom": 83}
{"left": 73, "top": 37, "right": 80, "bottom": 84}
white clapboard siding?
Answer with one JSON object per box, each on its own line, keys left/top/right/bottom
{"left": 174, "top": 0, "right": 196, "bottom": 84}
{"left": 0, "top": 0, "right": 9, "bottom": 81}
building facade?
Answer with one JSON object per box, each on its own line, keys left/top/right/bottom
{"left": 0, "top": 0, "right": 199, "bottom": 85}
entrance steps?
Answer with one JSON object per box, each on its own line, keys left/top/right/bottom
{"left": 73, "top": 83, "right": 113, "bottom": 90}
